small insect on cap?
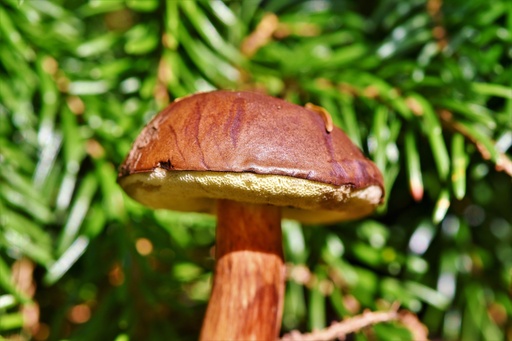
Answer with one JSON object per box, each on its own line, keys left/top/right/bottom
{"left": 118, "top": 90, "right": 384, "bottom": 223}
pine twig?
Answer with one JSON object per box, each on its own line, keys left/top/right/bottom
{"left": 241, "top": 13, "right": 279, "bottom": 57}
{"left": 427, "top": 0, "right": 448, "bottom": 50}
{"left": 280, "top": 302, "right": 429, "bottom": 341}
{"left": 439, "top": 110, "right": 512, "bottom": 177}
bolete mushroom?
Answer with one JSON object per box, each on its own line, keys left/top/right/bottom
{"left": 118, "top": 90, "right": 384, "bottom": 340}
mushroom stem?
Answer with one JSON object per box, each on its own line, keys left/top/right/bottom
{"left": 200, "top": 199, "right": 285, "bottom": 340}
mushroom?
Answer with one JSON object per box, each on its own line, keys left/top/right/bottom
{"left": 117, "top": 90, "right": 384, "bottom": 340}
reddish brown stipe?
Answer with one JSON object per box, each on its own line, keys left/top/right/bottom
{"left": 199, "top": 200, "right": 284, "bottom": 340}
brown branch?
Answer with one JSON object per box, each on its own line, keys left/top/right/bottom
{"left": 240, "top": 12, "right": 321, "bottom": 58}
{"left": 241, "top": 13, "right": 279, "bottom": 57}
{"left": 427, "top": 0, "right": 512, "bottom": 177}
{"left": 284, "top": 265, "right": 430, "bottom": 340}
{"left": 439, "top": 110, "right": 512, "bottom": 177}
{"left": 427, "top": 0, "right": 447, "bottom": 50}
{"left": 281, "top": 304, "right": 401, "bottom": 341}
{"left": 11, "top": 258, "right": 41, "bottom": 338}
{"left": 280, "top": 310, "right": 399, "bottom": 341}
{"left": 280, "top": 303, "right": 429, "bottom": 341}
{"left": 398, "top": 310, "right": 430, "bottom": 341}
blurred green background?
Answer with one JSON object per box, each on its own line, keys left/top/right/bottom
{"left": 1, "top": 0, "right": 511, "bottom": 340}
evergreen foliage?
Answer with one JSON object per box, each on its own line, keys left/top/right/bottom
{"left": 0, "top": 0, "right": 511, "bottom": 340}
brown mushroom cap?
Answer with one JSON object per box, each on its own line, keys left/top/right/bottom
{"left": 118, "top": 90, "right": 384, "bottom": 223}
